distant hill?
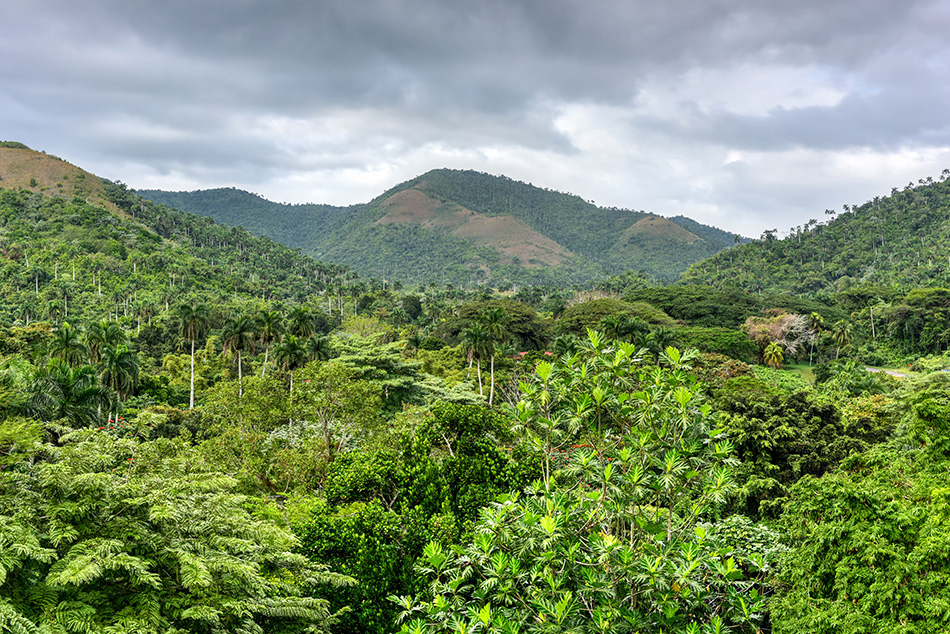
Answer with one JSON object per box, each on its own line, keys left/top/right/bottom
{"left": 683, "top": 173, "right": 950, "bottom": 294}
{"left": 0, "top": 144, "right": 357, "bottom": 327}
{"left": 141, "top": 169, "right": 740, "bottom": 286}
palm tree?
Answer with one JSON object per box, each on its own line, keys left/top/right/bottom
{"left": 654, "top": 325, "right": 677, "bottom": 347}
{"left": 133, "top": 300, "right": 156, "bottom": 333}
{"left": 274, "top": 335, "right": 307, "bottom": 399}
{"left": 99, "top": 344, "right": 139, "bottom": 423}
{"left": 28, "top": 359, "right": 110, "bottom": 427}
{"left": 221, "top": 315, "right": 256, "bottom": 397}
{"left": 461, "top": 323, "right": 490, "bottom": 397}
{"left": 85, "top": 320, "right": 127, "bottom": 365}
{"left": 552, "top": 334, "right": 579, "bottom": 357}
{"left": 763, "top": 342, "right": 784, "bottom": 387}
{"left": 14, "top": 303, "right": 33, "bottom": 326}
{"left": 807, "top": 312, "right": 825, "bottom": 366}
{"left": 46, "top": 300, "right": 63, "bottom": 324}
{"left": 305, "top": 335, "right": 333, "bottom": 363}
{"left": 600, "top": 314, "right": 625, "bottom": 340}
{"left": 479, "top": 307, "right": 508, "bottom": 405}
{"left": 176, "top": 302, "right": 210, "bottom": 409}
{"left": 258, "top": 310, "right": 283, "bottom": 377}
{"left": 403, "top": 331, "right": 424, "bottom": 357}
{"left": 50, "top": 322, "right": 88, "bottom": 368}
{"left": 287, "top": 305, "right": 315, "bottom": 339}
{"left": 832, "top": 320, "right": 854, "bottom": 360}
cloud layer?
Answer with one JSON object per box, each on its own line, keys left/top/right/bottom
{"left": 3, "top": 0, "right": 950, "bottom": 236}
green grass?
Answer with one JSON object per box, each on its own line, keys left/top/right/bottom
{"left": 784, "top": 361, "right": 816, "bottom": 385}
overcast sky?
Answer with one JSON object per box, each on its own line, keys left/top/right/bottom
{"left": 3, "top": 0, "right": 950, "bottom": 237}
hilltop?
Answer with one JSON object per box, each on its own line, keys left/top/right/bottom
{"left": 0, "top": 141, "right": 124, "bottom": 215}
{"left": 141, "top": 169, "right": 740, "bottom": 286}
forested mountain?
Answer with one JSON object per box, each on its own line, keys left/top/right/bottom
{"left": 683, "top": 171, "right": 950, "bottom": 294}
{"left": 141, "top": 168, "right": 740, "bottom": 286}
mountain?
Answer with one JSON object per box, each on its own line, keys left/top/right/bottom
{"left": 141, "top": 169, "right": 739, "bottom": 286}
{"left": 682, "top": 173, "right": 950, "bottom": 295}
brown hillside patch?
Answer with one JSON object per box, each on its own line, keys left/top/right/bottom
{"left": 375, "top": 187, "right": 574, "bottom": 267}
{"left": 452, "top": 214, "right": 572, "bottom": 267}
{"left": 616, "top": 215, "right": 702, "bottom": 246}
{"left": 375, "top": 189, "right": 444, "bottom": 225}
{"left": 0, "top": 147, "right": 122, "bottom": 215}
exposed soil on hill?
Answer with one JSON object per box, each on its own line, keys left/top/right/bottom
{"left": 616, "top": 215, "right": 703, "bottom": 245}
{"left": 375, "top": 188, "right": 574, "bottom": 267}
{"left": 0, "top": 147, "right": 120, "bottom": 214}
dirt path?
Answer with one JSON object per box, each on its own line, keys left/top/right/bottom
{"left": 866, "top": 367, "right": 907, "bottom": 378}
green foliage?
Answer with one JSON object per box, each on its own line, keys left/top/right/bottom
{"left": 555, "top": 298, "right": 674, "bottom": 336}
{"left": 624, "top": 285, "right": 763, "bottom": 328}
{"left": 456, "top": 299, "right": 548, "bottom": 350}
{"left": 396, "top": 335, "right": 768, "bottom": 633}
{"left": 712, "top": 376, "right": 892, "bottom": 517}
{"left": 26, "top": 359, "right": 110, "bottom": 427}
{"left": 296, "top": 500, "right": 421, "bottom": 634}
{"left": 684, "top": 174, "right": 950, "bottom": 296}
{"left": 775, "top": 443, "right": 950, "bottom": 633}
{"left": 330, "top": 334, "right": 426, "bottom": 412}
{"left": 0, "top": 429, "right": 353, "bottom": 633}
{"left": 0, "top": 186, "right": 355, "bottom": 332}
{"left": 813, "top": 360, "right": 896, "bottom": 397}
{"left": 294, "top": 403, "right": 539, "bottom": 634}
{"left": 675, "top": 327, "right": 758, "bottom": 363}
{"left": 294, "top": 361, "right": 383, "bottom": 463}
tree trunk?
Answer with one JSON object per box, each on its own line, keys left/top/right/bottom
{"left": 189, "top": 338, "right": 196, "bottom": 409}
{"left": 489, "top": 354, "right": 495, "bottom": 405}
{"left": 237, "top": 350, "right": 243, "bottom": 397}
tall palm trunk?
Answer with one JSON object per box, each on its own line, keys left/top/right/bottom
{"left": 237, "top": 350, "right": 243, "bottom": 397}
{"left": 189, "top": 337, "right": 196, "bottom": 409}
{"left": 489, "top": 354, "right": 495, "bottom": 405}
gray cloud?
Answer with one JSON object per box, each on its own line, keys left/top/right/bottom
{"left": 2, "top": 0, "right": 950, "bottom": 236}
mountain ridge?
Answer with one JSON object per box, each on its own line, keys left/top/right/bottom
{"left": 141, "top": 168, "right": 739, "bottom": 286}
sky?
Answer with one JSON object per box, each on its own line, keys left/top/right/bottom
{"left": 3, "top": 0, "right": 950, "bottom": 237}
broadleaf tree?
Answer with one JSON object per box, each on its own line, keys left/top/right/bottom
{"left": 393, "top": 331, "right": 769, "bottom": 634}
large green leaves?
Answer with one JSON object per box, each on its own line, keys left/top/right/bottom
{"left": 397, "top": 334, "right": 766, "bottom": 633}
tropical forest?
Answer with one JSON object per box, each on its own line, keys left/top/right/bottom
{"left": 3, "top": 141, "right": 950, "bottom": 633}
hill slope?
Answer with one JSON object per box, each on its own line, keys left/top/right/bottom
{"left": 141, "top": 169, "right": 739, "bottom": 286}
{"left": 683, "top": 173, "right": 950, "bottom": 294}
{"left": 0, "top": 145, "right": 357, "bottom": 328}
{"left": 0, "top": 141, "right": 124, "bottom": 215}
